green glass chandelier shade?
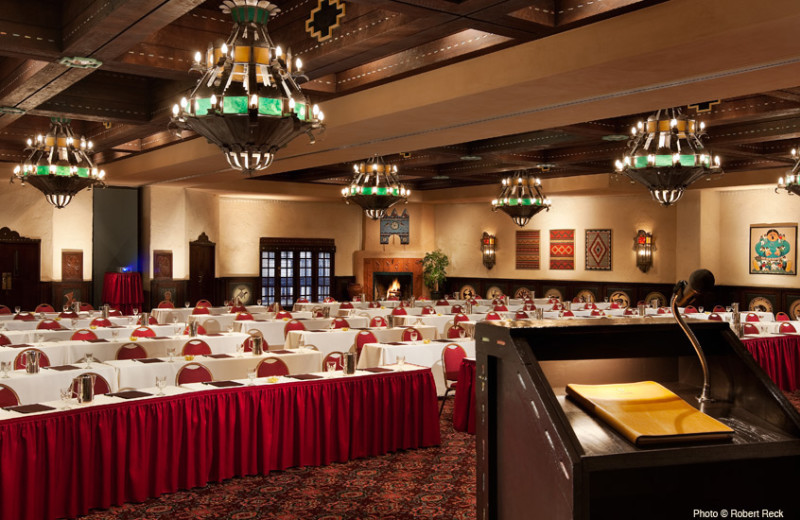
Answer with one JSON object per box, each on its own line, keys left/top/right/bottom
{"left": 342, "top": 156, "right": 410, "bottom": 220}
{"left": 491, "top": 171, "right": 552, "bottom": 227}
{"left": 776, "top": 147, "right": 800, "bottom": 197}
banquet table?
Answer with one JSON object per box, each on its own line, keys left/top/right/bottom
{"left": 0, "top": 366, "right": 441, "bottom": 520}
{"left": 394, "top": 313, "right": 485, "bottom": 335}
{"left": 0, "top": 324, "right": 177, "bottom": 343}
{"left": 0, "top": 315, "right": 133, "bottom": 331}
{"left": 187, "top": 312, "right": 274, "bottom": 333}
{"left": 285, "top": 325, "right": 438, "bottom": 356}
{"left": 0, "top": 363, "right": 118, "bottom": 405}
{"left": 453, "top": 357, "right": 476, "bottom": 434}
{"left": 741, "top": 334, "right": 800, "bottom": 391}
{"left": 357, "top": 338, "right": 476, "bottom": 395}
{"left": 235, "top": 316, "right": 369, "bottom": 347}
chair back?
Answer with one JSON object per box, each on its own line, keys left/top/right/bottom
{"left": 157, "top": 300, "right": 175, "bottom": 308}
{"left": 522, "top": 302, "right": 535, "bottom": 311}
{"left": 176, "top": 362, "right": 213, "bottom": 385}
{"left": 779, "top": 322, "right": 797, "bottom": 334}
{"left": 256, "top": 357, "right": 289, "bottom": 377}
{"left": 551, "top": 303, "right": 563, "bottom": 311}
{"left": 0, "top": 384, "right": 19, "bottom": 407}
{"left": 562, "top": 310, "right": 575, "bottom": 317}
{"left": 746, "top": 313, "right": 760, "bottom": 322}
{"left": 13, "top": 348, "right": 50, "bottom": 370}
{"left": 284, "top": 319, "right": 306, "bottom": 335}
{"left": 453, "top": 313, "right": 470, "bottom": 324}
{"left": 71, "top": 373, "right": 111, "bottom": 396}
{"left": 0, "top": 305, "right": 10, "bottom": 315}
{"left": 354, "top": 330, "right": 378, "bottom": 358}
{"left": 34, "top": 303, "right": 55, "bottom": 313}
{"left": 13, "top": 312, "right": 35, "bottom": 321}
{"left": 514, "top": 311, "right": 529, "bottom": 320}
{"left": 493, "top": 305, "right": 508, "bottom": 312}
{"left": 323, "top": 297, "right": 336, "bottom": 303}
{"left": 108, "top": 308, "right": 123, "bottom": 317}
{"left": 90, "top": 317, "right": 112, "bottom": 328}
{"left": 36, "top": 319, "right": 62, "bottom": 330}
{"left": 708, "top": 313, "right": 723, "bottom": 321}
{"left": 58, "top": 311, "right": 78, "bottom": 319}
{"left": 590, "top": 309, "right": 603, "bottom": 316}
{"left": 71, "top": 329, "right": 98, "bottom": 341}
{"left": 368, "top": 301, "right": 381, "bottom": 309}
{"left": 391, "top": 307, "right": 407, "bottom": 316}
{"left": 79, "top": 303, "right": 94, "bottom": 311}
{"left": 585, "top": 302, "right": 598, "bottom": 310}
{"left": 421, "top": 305, "right": 436, "bottom": 315}
{"left": 339, "top": 302, "right": 354, "bottom": 309}
{"left": 322, "top": 351, "right": 345, "bottom": 370}
{"left": 192, "top": 306, "right": 210, "bottom": 315}
{"left": 743, "top": 323, "right": 759, "bottom": 335}
{"left": 369, "top": 316, "right": 388, "bottom": 328}
{"left": 243, "top": 334, "right": 268, "bottom": 353}
{"left": 713, "top": 305, "right": 726, "bottom": 312}
{"left": 131, "top": 326, "right": 156, "bottom": 338}
{"left": 657, "top": 307, "right": 669, "bottom": 314}
{"left": 401, "top": 327, "right": 422, "bottom": 341}
{"left": 182, "top": 339, "right": 212, "bottom": 356}
{"left": 435, "top": 299, "right": 449, "bottom": 306}
{"left": 684, "top": 305, "right": 698, "bottom": 314}
{"left": 331, "top": 317, "right": 349, "bottom": 329}
{"left": 182, "top": 323, "right": 207, "bottom": 335}
{"left": 0, "top": 334, "right": 10, "bottom": 346}
{"left": 442, "top": 343, "right": 467, "bottom": 382}
{"left": 450, "top": 305, "right": 463, "bottom": 314}
{"left": 116, "top": 343, "right": 147, "bottom": 360}
{"left": 485, "top": 311, "right": 502, "bottom": 321}
{"left": 609, "top": 303, "right": 620, "bottom": 309}
{"left": 195, "top": 299, "right": 213, "bottom": 308}
{"left": 624, "top": 308, "right": 637, "bottom": 316}
{"left": 137, "top": 315, "right": 159, "bottom": 325}
{"left": 235, "top": 312, "right": 254, "bottom": 321}
{"left": 446, "top": 324, "right": 467, "bottom": 339}
{"left": 296, "top": 297, "right": 310, "bottom": 304}
{"left": 776, "top": 312, "right": 791, "bottom": 322}
{"left": 275, "top": 310, "right": 293, "bottom": 319}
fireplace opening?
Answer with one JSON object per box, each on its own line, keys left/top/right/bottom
{"left": 373, "top": 272, "right": 413, "bottom": 301}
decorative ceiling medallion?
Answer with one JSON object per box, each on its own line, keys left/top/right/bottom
{"left": 58, "top": 56, "right": 103, "bottom": 69}
{"left": 305, "top": 0, "right": 346, "bottom": 42}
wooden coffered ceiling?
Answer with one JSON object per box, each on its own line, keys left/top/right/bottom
{"left": 1, "top": 0, "right": 799, "bottom": 193}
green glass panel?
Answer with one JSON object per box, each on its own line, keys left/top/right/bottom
{"left": 376, "top": 187, "right": 387, "bottom": 195}
{"left": 521, "top": 198, "right": 532, "bottom": 206}
{"left": 258, "top": 97, "right": 282, "bottom": 116}
{"left": 296, "top": 103, "right": 307, "bottom": 121}
{"left": 195, "top": 98, "right": 212, "bottom": 116}
{"left": 76, "top": 168, "right": 90, "bottom": 178}
{"left": 223, "top": 96, "right": 248, "bottom": 114}
{"left": 35, "top": 165, "right": 50, "bottom": 176}
{"left": 508, "top": 198, "right": 518, "bottom": 205}
{"left": 634, "top": 156, "right": 648, "bottom": 168}
{"left": 654, "top": 155, "right": 672, "bottom": 167}
{"left": 679, "top": 155, "right": 695, "bottom": 167}
{"left": 54, "top": 165, "right": 71, "bottom": 176}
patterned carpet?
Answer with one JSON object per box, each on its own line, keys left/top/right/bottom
{"left": 79, "top": 400, "right": 476, "bottom": 520}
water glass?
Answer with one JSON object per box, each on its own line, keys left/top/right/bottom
{"left": 155, "top": 376, "right": 167, "bottom": 396}
{"left": 698, "top": 306, "right": 705, "bottom": 314}
{"left": 247, "top": 370, "right": 257, "bottom": 386}
{"left": 63, "top": 305, "right": 69, "bottom": 313}
{"left": 84, "top": 353, "right": 94, "bottom": 369}
{"left": 411, "top": 331, "right": 419, "bottom": 342}
{"left": 35, "top": 333, "right": 43, "bottom": 346}
{"left": 14, "top": 306, "right": 21, "bottom": 314}
{"left": 397, "top": 355, "right": 406, "bottom": 370}
{"left": 60, "top": 387, "right": 73, "bottom": 410}
{"left": 167, "top": 346, "right": 177, "bottom": 362}
{"left": 326, "top": 361, "right": 336, "bottom": 377}
{"left": 236, "top": 343, "right": 245, "bottom": 357}
{"left": 132, "top": 307, "right": 139, "bottom": 317}
{"left": 257, "top": 299, "right": 263, "bottom": 307}
{"left": 458, "top": 328, "right": 466, "bottom": 339}
{"left": 184, "top": 301, "right": 190, "bottom": 308}
{"left": 227, "top": 324, "right": 234, "bottom": 333}
{"left": 1, "top": 361, "right": 10, "bottom": 378}
{"left": 111, "top": 330, "right": 119, "bottom": 340}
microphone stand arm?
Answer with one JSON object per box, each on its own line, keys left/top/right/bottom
{"left": 671, "top": 283, "right": 713, "bottom": 403}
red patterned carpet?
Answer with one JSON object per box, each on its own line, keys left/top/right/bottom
{"left": 79, "top": 400, "right": 476, "bottom": 520}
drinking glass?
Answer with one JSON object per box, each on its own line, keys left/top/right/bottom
{"left": 257, "top": 299, "right": 263, "bottom": 307}
{"left": 71, "top": 318, "right": 78, "bottom": 328}
{"left": 14, "top": 306, "right": 21, "bottom": 314}
{"left": 236, "top": 343, "right": 245, "bottom": 357}
{"left": 155, "top": 376, "right": 167, "bottom": 396}
{"left": 1, "top": 361, "right": 10, "bottom": 378}
{"left": 326, "top": 361, "right": 336, "bottom": 377}
{"left": 167, "top": 346, "right": 177, "bottom": 362}
{"left": 63, "top": 305, "right": 69, "bottom": 313}
{"left": 458, "top": 328, "right": 466, "bottom": 339}
{"left": 60, "top": 387, "right": 73, "bottom": 410}
{"left": 410, "top": 331, "right": 419, "bottom": 342}
{"left": 397, "top": 355, "right": 406, "bottom": 370}
{"left": 84, "top": 353, "right": 94, "bottom": 369}
{"left": 111, "top": 330, "right": 119, "bottom": 341}
{"left": 185, "top": 301, "right": 190, "bottom": 308}
{"left": 227, "top": 324, "right": 234, "bottom": 333}
{"left": 698, "top": 306, "right": 705, "bottom": 314}
{"left": 247, "top": 370, "right": 257, "bottom": 385}
{"left": 132, "top": 307, "right": 139, "bottom": 317}
{"left": 35, "top": 333, "right": 43, "bottom": 347}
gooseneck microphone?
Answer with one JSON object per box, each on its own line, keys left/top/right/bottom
{"left": 671, "top": 269, "right": 715, "bottom": 403}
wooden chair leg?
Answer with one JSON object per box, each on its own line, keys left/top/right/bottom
{"left": 439, "top": 387, "right": 452, "bottom": 416}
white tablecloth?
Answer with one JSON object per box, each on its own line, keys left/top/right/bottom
{"left": 0, "top": 364, "right": 118, "bottom": 405}
{"left": 0, "top": 324, "right": 177, "bottom": 344}
{"left": 393, "top": 314, "right": 485, "bottom": 335}
{"left": 285, "top": 326, "right": 437, "bottom": 357}
{"left": 234, "top": 317, "right": 369, "bottom": 347}
{"left": 1, "top": 316, "right": 132, "bottom": 331}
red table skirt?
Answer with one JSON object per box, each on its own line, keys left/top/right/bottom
{"left": 101, "top": 272, "right": 143, "bottom": 315}
{"left": 453, "top": 358, "right": 476, "bottom": 434}
{"left": 0, "top": 370, "right": 441, "bottom": 520}
{"left": 742, "top": 335, "right": 800, "bottom": 391}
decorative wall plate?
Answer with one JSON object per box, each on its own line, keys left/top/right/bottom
{"left": 459, "top": 285, "right": 477, "bottom": 300}
{"left": 748, "top": 296, "right": 773, "bottom": 313}
{"left": 514, "top": 287, "right": 532, "bottom": 300}
{"left": 231, "top": 284, "right": 253, "bottom": 305}
{"left": 544, "top": 288, "right": 563, "bottom": 301}
{"left": 644, "top": 291, "right": 667, "bottom": 308}
{"left": 789, "top": 299, "right": 800, "bottom": 319}
{"left": 575, "top": 289, "right": 596, "bottom": 303}
{"left": 609, "top": 290, "right": 631, "bottom": 309}
{"left": 486, "top": 286, "right": 504, "bottom": 300}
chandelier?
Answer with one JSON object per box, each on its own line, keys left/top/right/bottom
{"left": 10, "top": 118, "right": 106, "bottom": 209}
{"left": 342, "top": 156, "right": 410, "bottom": 219}
{"left": 170, "top": 0, "right": 324, "bottom": 176}
{"left": 776, "top": 147, "right": 800, "bottom": 196}
{"left": 491, "top": 170, "right": 551, "bottom": 227}
{"left": 614, "top": 107, "right": 722, "bottom": 206}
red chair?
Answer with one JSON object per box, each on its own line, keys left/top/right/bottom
{"left": 624, "top": 308, "right": 637, "bottom": 316}
{"left": 746, "top": 313, "right": 760, "bottom": 322}
{"left": 743, "top": 323, "right": 759, "bottom": 335}
{"left": 368, "top": 301, "right": 381, "bottom": 309}
{"left": 369, "top": 316, "right": 388, "bottom": 328}
{"left": 267, "top": 302, "right": 282, "bottom": 312}
{"left": 90, "top": 317, "right": 112, "bottom": 328}
{"left": 401, "top": 327, "right": 422, "bottom": 341}
{"left": 131, "top": 326, "right": 156, "bottom": 338}
{"left": 492, "top": 298, "right": 504, "bottom": 306}
{"left": 157, "top": 300, "right": 175, "bottom": 309}
{"left": 435, "top": 299, "right": 449, "bottom": 306}
{"left": 182, "top": 339, "right": 212, "bottom": 356}
{"left": 440, "top": 343, "right": 467, "bottom": 415}
{"left": 609, "top": 303, "right": 620, "bottom": 309}
{"left": 657, "top": 308, "right": 670, "bottom": 314}
{"left": 551, "top": 303, "right": 563, "bottom": 311}
{"left": 493, "top": 305, "right": 508, "bottom": 312}
{"left": 421, "top": 305, "right": 436, "bottom": 315}
{"left": 176, "top": 362, "right": 213, "bottom": 385}
{"left": 79, "top": 303, "right": 94, "bottom": 311}
{"left": 71, "top": 329, "right": 98, "bottom": 341}
{"left": 296, "top": 297, "right": 310, "bottom": 304}
{"left": 108, "top": 308, "right": 123, "bottom": 317}
{"left": 323, "top": 297, "right": 336, "bottom": 303}
{"left": 0, "top": 334, "right": 11, "bottom": 346}
{"left": 522, "top": 302, "right": 536, "bottom": 311}
{"left": 776, "top": 312, "right": 791, "bottom": 321}
{"left": 331, "top": 317, "right": 349, "bottom": 329}
{"left": 339, "top": 302, "right": 354, "bottom": 310}
{"left": 58, "top": 311, "right": 78, "bottom": 319}
{"left": 138, "top": 315, "right": 159, "bottom": 325}
{"left": 453, "top": 313, "right": 470, "bottom": 324}
{"left": 192, "top": 306, "right": 210, "bottom": 315}
{"left": 275, "top": 310, "right": 293, "bottom": 319}
{"left": 708, "top": 313, "right": 723, "bottom": 321}
{"left": 115, "top": 343, "right": 147, "bottom": 360}
{"left": 13, "top": 349, "right": 50, "bottom": 370}
{"left": 183, "top": 324, "right": 207, "bottom": 335}
{"left": 0, "top": 384, "right": 19, "bottom": 407}
{"left": 779, "top": 322, "right": 797, "bottom": 334}
{"left": 590, "top": 309, "right": 603, "bottom": 316}
{"left": 485, "top": 311, "right": 502, "bottom": 321}
{"left": 684, "top": 305, "right": 698, "bottom": 314}
{"left": 284, "top": 319, "right": 306, "bottom": 336}
{"left": 713, "top": 305, "right": 726, "bottom": 312}
{"left": 256, "top": 357, "right": 289, "bottom": 377}
{"left": 562, "top": 310, "right": 575, "bottom": 317}
{"left": 391, "top": 307, "right": 407, "bottom": 316}
{"left": 230, "top": 304, "right": 247, "bottom": 314}
{"left": 235, "top": 312, "right": 254, "bottom": 321}
{"left": 34, "top": 303, "right": 54, "bottom": 313}
{"left": 514, "top": 311, "right": 529, "bottom": 320}
{"left": 242, "top": 334, "right": 268, "bottom": 353}
{"left": 70, "top": 373, "right": 111, "bottom": 396}
{"left": 36, "top": 319, "right": 62, "bottom": 330}
{"left": 195, "top": 299, "right": 213, "bottom": 308}
{"left": 13, "top": 312, "right": 35, "bottom": 321}
{"left": 450, "top": 305, "right": 464, "bottom": 314}
{"left": 354, "top": 330, "right": 378, "bottom": 359}
{"left": 323, "top": 351, "right": 345, "bottom": 370}
{"left": 0, "top": 305, "right": 10, "bottom": 315}
{"left": 446, "top": 324, "right": 467, "bottom": 339}
{"left": 572, "top": 297, "right": 581, "bottom": 303}
{"left": 585, "top": 302, "right": 598, "bottom": 310}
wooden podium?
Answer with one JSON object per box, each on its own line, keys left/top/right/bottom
{"left": 475, "top": 318, "right": 800, "bottom": 520}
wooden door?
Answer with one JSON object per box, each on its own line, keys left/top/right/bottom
{"left": 0, "top": 228, "right": 41, "bottom": 310}
{"left": 189, "top": 232, "right": 215, "bottom": 305}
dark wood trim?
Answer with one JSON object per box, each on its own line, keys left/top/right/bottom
{"left": 0, "top": 227, "right": 40, "bottom": 244}
{"left": 191, "top": 232, "right": 215, "bottom": 246}
{"left": 259, "top": 237, "right": 336, "bottom": 252}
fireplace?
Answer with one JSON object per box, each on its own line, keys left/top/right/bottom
{"left": 373, "top": 272, "right": 413, "bottom": 301}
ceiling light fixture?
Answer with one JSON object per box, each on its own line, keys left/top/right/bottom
{"left": 491, "top": 169, "right": 551, "bottom": 227}
{"left": 170, "top": 0, "right": 325, "bottom": 176}
{"left": 614, "top": 107, "right": 722, "bottom": 206}
{"left": 342, "top": 155, "right": 410, "bottom": 220}
{"left": 10, "top": 118, "right": 106, "bottom": 209}
{"left": 775, "top": 147, "right": 800, "bottom": 196}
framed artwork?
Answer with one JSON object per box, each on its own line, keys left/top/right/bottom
{"left": 153, "top": 250, "right": 173, "bottom": 279}
{"left": 157, "top": 286, "right": 178, "bottom": 306}
{"left": 516, "top": 230, "right": 540, "bottom": 269}
{"left": 750, "top": 223, "right": 796, "bottom": 275}
{"left": 585, "top": 229, "right": 612, "bottom": 270}
{"left": 379, "top": 209, "right": 409, "bottom": 245}
{"left": 62, "top": 250, "right": 83, "bottom": 281}
{"left": 550, "top": 229, "right": 574, "bottom": 270}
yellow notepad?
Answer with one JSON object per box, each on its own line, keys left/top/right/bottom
{"left": 566, "top": 381, "right": 734, "bottom": 446}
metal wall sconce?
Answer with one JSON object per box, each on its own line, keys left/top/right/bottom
{"left": 635, "top": 230, "right": 653, "bottom": 272}
{"left": 481, "top": 232, "right": 496, "bottom": 269}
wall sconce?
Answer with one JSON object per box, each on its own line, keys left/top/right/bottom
{"left": 635, "top": 230, "right": 653, "bottom": 273}
{"left": 481, "top": 232, "right": 496, "bottom": 270}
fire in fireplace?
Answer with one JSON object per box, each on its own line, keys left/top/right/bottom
{"left": 373, "top": 272, "right": 413, "bottom": 300}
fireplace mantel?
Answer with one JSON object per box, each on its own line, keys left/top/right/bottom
{"left": 363, "top": 258, "right": 424, "bottom": 301}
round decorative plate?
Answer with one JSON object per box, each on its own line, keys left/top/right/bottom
{"left": 544, "top": 288, "right": 563, "bottom": 301}
{"left": 486, "top": 286, "right": 504, "bottom": 300}
{"left": 609, "top": 290, "right": 631, "bottom": 309}
{"left": 644, "top": 291, "right": 667, "bottom": 308}
{"left": 230, "top": 285, "right": 252, "bottom": 305}
{"left": 789, "top": 300, "right": 800, "bottom": 320}
{"left": 575, "top": 290, "right": 596, "bottom": 303}
{"left": 514, "top": 287, "right": 532, "bottom": 300}
{"left": 748, "top": 296, "right": 773, "bottom": 313}
{"left": 459, "top": 285, "right": 477, "bottom": 300}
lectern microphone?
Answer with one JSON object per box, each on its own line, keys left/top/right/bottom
{"left": 673, "top": 269, "right": 715, "bottom": 307}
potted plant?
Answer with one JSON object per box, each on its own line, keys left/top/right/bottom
{"left": 421, "top": 249, "right": 449, "bottom": 299}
